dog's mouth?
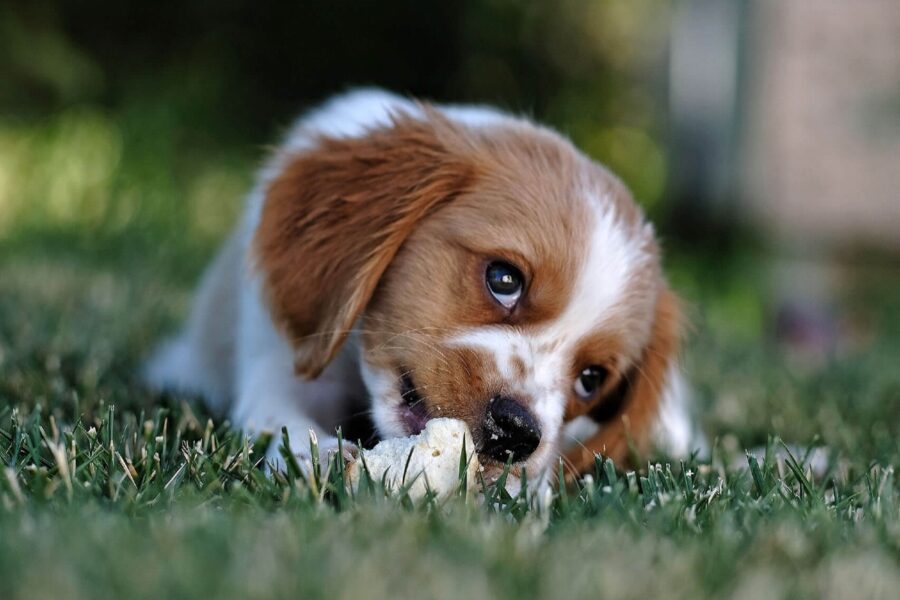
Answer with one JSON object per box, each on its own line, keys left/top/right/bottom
{"left": 398, "top": 370, "right": 430, "bottom": 435}
{"left": 395, "top": 370, "right": 538, "bottom": 482}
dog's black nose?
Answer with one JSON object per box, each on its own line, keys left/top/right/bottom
{"left": 480, "top": 396, "right": 541, "bottom": 463}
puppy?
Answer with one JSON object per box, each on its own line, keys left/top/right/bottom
{"left": 144, "top": 88, "right": 701, "bottom": 480}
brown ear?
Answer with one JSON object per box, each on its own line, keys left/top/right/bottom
{"left": 564, "top": 286, "right": 683, "bottom": 474}
{"left": 254, "top": 110, "right": 478, "bottom": 378}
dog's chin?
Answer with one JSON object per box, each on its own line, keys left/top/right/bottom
{"left": 477, "top": 442, "right": 552, "bottom": 485}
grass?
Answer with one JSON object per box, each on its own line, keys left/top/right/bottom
{"left": 1, "top": 106, "right": 900, "bottom": 599}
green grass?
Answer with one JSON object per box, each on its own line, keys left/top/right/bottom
{"left": 2, "top": 107, "right": 900, "bottom": 599}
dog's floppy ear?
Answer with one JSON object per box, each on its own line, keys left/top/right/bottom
{"left": 564, "top": 286, "right": 683, "bottom": 473}
{"left": 254, "top": 111, "right": 477, "bottom": 378}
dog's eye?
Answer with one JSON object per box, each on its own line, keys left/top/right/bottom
{"left": 485, "top": 261, "right": 524, "bottom": 309}
{"left": 574, "top": 365, "right": 609, "bottom": 400}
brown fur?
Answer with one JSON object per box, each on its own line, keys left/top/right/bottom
{"left": 563, "top": 287, "right": 682, "bottom": 473}
{"left": 359, "top": 123, "right": 599, "bottom": 443}
{"left": 564, "top": 333, "right": 633, "bottom": 418}
{"left": 255, "top": 110, "right": 479, "bottom": 377}
{"left": 254, "top": 102, "right": 677, "bottom": 476}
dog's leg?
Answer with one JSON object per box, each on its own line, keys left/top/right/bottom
{"left": 234, "top": 278, "right": 359, "bottom": 474}
{"left": 231, "top": 352, "right": 356, "bottom": 474}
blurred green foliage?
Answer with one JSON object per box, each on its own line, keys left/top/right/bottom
{"left": 0, "top": 0, "right": 673, "bottom": 250}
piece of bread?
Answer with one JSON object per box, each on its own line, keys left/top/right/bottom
{"left": 345, "top": 418, "right": 480, "bottom": 500}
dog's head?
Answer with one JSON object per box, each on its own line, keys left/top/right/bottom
{"left": 255, "top": 107, "right": 681, "bottom": 478}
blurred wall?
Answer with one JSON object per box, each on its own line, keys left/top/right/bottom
{"left": 741, "top": 0, "right": 900, "bottom": 252}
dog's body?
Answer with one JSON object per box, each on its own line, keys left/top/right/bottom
{"left": 144, "top": 89, "right": 702, "bottom": 479}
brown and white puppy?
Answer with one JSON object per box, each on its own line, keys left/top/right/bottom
{"left": 144, "top": 89, "right": 702, "bottom": 481}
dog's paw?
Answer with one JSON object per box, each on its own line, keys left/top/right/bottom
{"left": 265, "top": 430, "right": 358, "bottom": 477}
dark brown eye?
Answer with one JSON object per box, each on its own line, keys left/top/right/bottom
{"left": 574, "top": 365, "right": 609, "bottom": 400}
{"left": 485, "top": 261, "right": 524, "bottom": 309}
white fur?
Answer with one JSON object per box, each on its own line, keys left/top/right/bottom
{"left": 360, "top": 357, "right": 407, "bottom": 439}
{"left": 143, "top": 88, "right": 703, "bottom": 475}
{"left": 654, "top": 364, "right": 708, "bottom": 457}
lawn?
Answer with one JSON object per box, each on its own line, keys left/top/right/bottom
{"left": 1, "top": 107, "right": 899, "bottom": 600}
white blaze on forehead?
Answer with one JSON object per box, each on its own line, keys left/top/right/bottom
{"left": 544, "top": 194, "right": 656, "bottom": 351}
{"left": 450, "top": 194, "right": 656, "bottom": 375}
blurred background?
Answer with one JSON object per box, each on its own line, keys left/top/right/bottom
{"left": 1, "top": 0, "right": 899, "bottom": 455}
